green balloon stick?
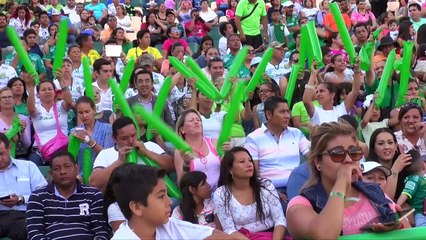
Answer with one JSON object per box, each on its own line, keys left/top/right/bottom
{"left": 372, "top": 28, "right": 383, "bottom": 40}
{"left": 127, "top": 149, "right": 138, "bottom": 164}
{"left": 284, "top": 64, "right": 301, "bottom": 104}
{"left": 298, "top": 30, "right": 308, "bottom": 68}
{"left": 119, "top": 58, "right": 135, "bottom": 93}
{"left": 82, "top": 148, "right": 92, "bottom": 185}
{"left": 186, "top": 57, "right": 222, "bottom": 102}
{"left": 221, "top": 46, "right": 249, "bottom": 99}
{"left": 132, "top": 106, "right": 183, "bottom": 199}
{"left": 6, "top": 26, "right": 39, "bottom": 85}
{"left": 244, "top": 47, "right": 274, "bottom": 98}
{"left": 397, "top": 41, "right": 414, "bottom": 107}
{"left": 132, "top": 105, "right": 192, "bottom": 153}
{"left": 147, "top": 76, "right": 173, "bottom": 140}
{"left": 305, "top": 21, "right": 323, "bottom": 68}
{"left": 169, "top": 56, "right": 217, "bottom": 100}
{"left": 52, "top": 19, "right": 69, "bottom": 76}
{"left": 217, "top": 80, "right": 245, "bottom": 157}
{"left": 109, "top": 79, "right": 141, "bottom": 136}
{"left": 375, "top": 49, "right": 396, "bottom": 108}
{"left": 359, "top": 41, "right": 374, "bottom": 71}
{"left": 330, "top": 2, "right": 356, "bottom": 64}
{"left": 5, "top": 117, "right": 22, "bottom": 158}
{"left": 83, "top": 57, "right": 95, "bottom": 101}
{"left": 68, "top": 134, "right": 81, "bottom": 161}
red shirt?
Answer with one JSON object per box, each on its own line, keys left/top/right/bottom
{"left": 185, "top": 20, "right": 208, "bottom": 37}
{"left": 324, "top": 12, "right": 352, "bottom": 34}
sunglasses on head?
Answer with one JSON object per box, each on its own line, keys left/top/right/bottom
{"left": 320, "top": 146, "right": 363, "bottom": 162}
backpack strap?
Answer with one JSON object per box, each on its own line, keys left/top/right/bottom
{"left": 241, "top": 3, "right": 259, "bottom": 22}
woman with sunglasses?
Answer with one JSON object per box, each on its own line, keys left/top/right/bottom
{"left": 303, "top": 59, "right": 361, "bottom": 126}
{"left": 213, "top": 147, "right": 286, "bottom": 239}
{"left": 287, "top": 122, "right": 410, "bottom": 238}
{"left": 367, "top": 128, "right": 411, "bottom": 200}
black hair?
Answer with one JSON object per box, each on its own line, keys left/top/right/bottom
{"left": 398, "top": 20, "right": 413, "bottom": 41}
{"left": 293, "top": 30, "right": 300, "bottom": 41}
{"left": 264, "top": 96, "right": 288, "bottom": 121}
{"left": 105, "top": 39, "right": 118, "bottom": 45}
{"left": 133, "top": 68, "right": 153, "bottom": 84}
{"left": 219, "top": 21, "right": 231, "bottom": 36}
{"left": 67, "top": 43, "right": 80, "bottom": 55}
{"left": 23, "top": 28, "right": 37, "bottom": 38}
{"left": 207, "top": 57, "right": 223, "bottom": 69}
{"left": 112, "top": 116, "right": 135, "bottom": 138}
{"left": 110, "top": 27, "right": 129, "bottom": 44}
{"left": 7, "top": 77, "right": 28, "bottom": 103}
{"left": 30, "top": 21, "right": 40, "bottom": 27}
{"left": 260, "top": 81, "right": 279, "bottom": 96}
{"left": 76, "top": 96, "right": 96, "bottom": 110}
{"left": 398, "top": 103, "right": 423, "bottom": 121}
{"left": 338, "top": 114, "right": 359, "bottom": 132}
{"left": 39, "top": 10, "right": 49, "bottom": 18}
{"left": 408, "top": 3, "right": 421, "bottom": 11}
{"left": 49, "top": 151, "right": 76, "bottom": 168}
{"left": 388, "top": 19, "right": 397, "bottom": 27}
{"left": 134, "top": 29, "right": 150, "bottom": 47}
{"left": 0, "top": 133, "right": 10, "bottom": 149}
{"left": 169, "top": 41, "right": 184, "bottom": 57}
{"left": 93, "top": 58, "right": 111, "bottom": 73}
{"left": 417, "top": 25, "right": 426, "bottom": 45}
{"left": 417, "top": 43, "right": 426, "bottom": 58}
{"left": 114, "top": 164, "right": 166, "bottom": 220}
{"left": 353, "top": 22, "right": 369, "bottom": 33}
{"left": 405, "top": 150, "right": 423, "bottom": 175}
{"left": 36, "top": 80, "right": 56, "bottom": 93}
{"left": 367, "top": 128, "right": 400, "bottom": 160}
{"left": 218, "top": 147, "right": 274, "bottom": 224}
{"left": 179, "top": 171, "right": 208, "bottom": 224}
{"left": 321, "top": 45, "right": 330, "bottom": 56}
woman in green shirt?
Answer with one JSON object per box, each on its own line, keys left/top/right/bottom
{"left": 7, "top": 77, "right": 28, "bottom": 116}
{"left": 109, "top": 27, "right": 133, "bottom": 54}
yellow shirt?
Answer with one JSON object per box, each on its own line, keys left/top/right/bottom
{"left": 126, "top": 46, "right": 163, "bottom": 61}
{"left": 82, "top": 50, "right": 101, "bottom": 65}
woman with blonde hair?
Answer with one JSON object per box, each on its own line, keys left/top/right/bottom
{"left": 286, "top": 122, "right": 410, "bottom": 238}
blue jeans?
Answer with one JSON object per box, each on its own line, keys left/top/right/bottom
{"left": 276, "top": 186, "right": 289, "bottom": 215}
{"left": 187, "top": 36, "right": 202, "bottom": 44}
{"left": 415, "top": 213, "right": 426, "bottom": 227}
{"left": 28, "top": 150, "right": 44, "bottom": 166}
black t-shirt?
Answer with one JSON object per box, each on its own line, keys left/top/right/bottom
{"left": 284, "top": 70, "right": 310, "bottom": 108}
{"left": 0, "top": 30, "right": 11, "bottom": 48}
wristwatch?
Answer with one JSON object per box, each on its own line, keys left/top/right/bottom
{"left": 84, "top": 135, "right": 91, "bottom": 144}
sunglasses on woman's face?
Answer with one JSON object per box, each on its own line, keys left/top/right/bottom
{"left": 320, "top": 146, "right": 364, "bottom": 162}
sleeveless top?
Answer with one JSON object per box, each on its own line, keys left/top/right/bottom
{"left": 190, "top": 137, "right": 221, "bottom": 191}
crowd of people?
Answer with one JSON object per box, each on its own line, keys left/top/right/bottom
{"left": 1, "top": 0, "right": 426, "bottom": 239}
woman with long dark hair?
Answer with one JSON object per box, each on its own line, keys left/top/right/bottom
{"left": 109, "top": 27, "right": 133, "bottom": 54}
{"left": 7, "top": 77, "right": 28, "bottom": 116}
{"left": 397, "top": 20, "right": 415, "bottom": 46}
{"left": 213, "top": 147, "right": 286, "bottom": 239}
{"left": 9, "top": 5, "right": 32, "bottom": 37}
{"left": 171, "top": 171, "right": 215, "bottom": 228}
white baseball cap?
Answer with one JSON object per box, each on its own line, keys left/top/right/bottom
{"left": 361, "top": 161, "right": 391, "bottom": 177}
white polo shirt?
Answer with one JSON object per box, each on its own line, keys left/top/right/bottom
{"left": 244, "top": 124, "right": 310, "bottom": 188}
{"left": 93, "top": 142, "right": 165, "bottom": 169}
{"left": 112, "top": 218, "right": 214, "bottom": 240}
{"left": 0, "top": 64, "right": 18, "bottom": 89}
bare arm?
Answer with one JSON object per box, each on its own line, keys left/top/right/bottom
{"left": 253, "top": 105, "right": 260, "bottom": 129}
{"left": 303, "top": 70, "right": 317, "bottom": 118}
{"left": 344, "top": 60, "right": 361, "bottom": 112}
{"left": 361, "top": 99, "right": 375, "bottom": 129}
{"left": 279, "top": 76, "right": 288, "bottom": 97}
{"left": 89, "top": 159, "right": 124, "bottom": 190}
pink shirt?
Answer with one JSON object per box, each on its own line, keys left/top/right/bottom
{"left": 226, "top": 8, "right": 235, "bottom": 20}
{"left": 287, "top": 193, "right": 397, "bottom": 236}
{"left": 351, "top": 11, "right": 376, "bottom": 25}
{"left": 190, "top": 137, "right": 221, "bottom": 190}
{"left": 185, "top": 21, "right": 208, "bottom": 37}
{"left": 162, "top": 39, "right": 189, "bottom": 53}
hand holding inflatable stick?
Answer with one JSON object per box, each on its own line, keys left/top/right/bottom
{"left": 147, "top": 76, "right": 173, "bottom": 140}
{"left": 82, "top": 148, "right": 92, "bottom": 185}
{"left": 375, "top": 49, "right": 396, "bottom": 108}
{"left": 244, "top": 47, "right": 274, "bottom": 99}
{"left": 221, "top": 46, "right": 248, "bottom": 99}
{"left": 397, "top": 41, "right": 414, "bottom": 107}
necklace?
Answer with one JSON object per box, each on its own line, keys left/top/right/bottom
{"left": 192, "top": 138, "right": 208, "bottom": 170}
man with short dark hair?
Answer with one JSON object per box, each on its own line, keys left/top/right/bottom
{"left": 26, "top": 151, "right": 110, "bottom": 240}
{"left": 245, "top": 96, "right": 310, "bottom": 197}
{"left": 90, "top": 116, "right": 174, "bottom": 190}
{"left": 353, "top": 22, "right": 370, "bottom": 48}
{"left": 0, "top": 133, "right": 47, "bottom": 240}
{"left": 223, "top": 34, "right": 241, "bottom": 69}
{"left": 0, "top": 13, "right": 13, "bottom": 56}
{"left": 207, "top": 57, "right": 225, "bottom": 81}
{"left": 38, "top": 11, "right": 51, "bottom": 46}
{"left": 409, "top": 2, "right": 426, "bottom": 32}
{"left": 24, "top": 29, "right": 43, "bottom": 58}
{"left": 92, "top": 58, "right": 114, "bottom": 111}
{"left": 76, "top": 32, "right": 101, "bottom": 64}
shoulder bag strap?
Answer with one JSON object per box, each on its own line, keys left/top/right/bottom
{"left": 240, "top": 3, "right": 259, "bottom": 22}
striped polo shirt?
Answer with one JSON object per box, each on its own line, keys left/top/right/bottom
{"left": 245, "top": 124, "right": 310, "bottom": 188}
{"left": 26, "top": 180, "right": 111, "bottom": 240}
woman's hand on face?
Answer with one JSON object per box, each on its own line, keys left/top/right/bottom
{"left": 415, "top": 122, "right": 426, "bottom": 135}
{"left": 336, "top": 163, "right": 363, "bottom": 189}
{"left": 392, "top": 153, "right": 412, "bottom": 174}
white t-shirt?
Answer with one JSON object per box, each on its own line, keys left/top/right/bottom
{"left": 218, "top": 37, "right": 228, "bottom": 57}
{"left": 62, "top": 6, "right": 81, "bottom": 24}
{"left": 199, "top": 9, "right": 217, "bottom": 23}
{"left": 108, "top": 202, "right": 126, "bottom": 225}
{"left": 153, "top": 72, "right": 165, "bottom": 94}
{"left": 53, "top": 78, "right": 84, "bottom": 102}
{"left": 362, "top": 119, "right": 388, "bottom": 147}
{"left": 112, "top": 218, "right": 214, "bottom": 240}
{"left": 32, "top": 101, "right": 68, "bottom": 146}
{"left": 92, "top": 81, "right": 113, "bottom": 111}
{"left": 201, "top": 111, "right": 226, "bottom": 139}
{"left": 0, "top": 64, "right": 18, "bottom": 89}
{"left": 265, "top": 60, "right": 289, "bottom": 85}
{"left": 72, "top": 63, "right": 87, "bottom": 85}
{"left": 93, "top": 142, "right": 165, "bottom": 169}
{"left": 310, "top": 102, "right": 348, "bottom": 126}
{"left": 301, "top": 8, "right": 319, "bottom": 21}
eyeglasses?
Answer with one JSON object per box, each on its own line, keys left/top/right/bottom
{"left": 320, "top": 146, "right": 363, "bottom": 162}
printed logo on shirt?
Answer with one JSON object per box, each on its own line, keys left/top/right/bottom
{"left": 406, "top": 181, "right": 416, "bottom": 191}
{"left": 79, "top": 203, "right": 90, "bottom": 216}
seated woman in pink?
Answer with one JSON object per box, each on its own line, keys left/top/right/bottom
{"left": 351, "top": 0, "right": 378, "bottom": 29}
{"left": 162, "top": 26, "right": 192, "bottom": 59}
{"left": 286, "top": 122, "right": 410, "bottom": 238}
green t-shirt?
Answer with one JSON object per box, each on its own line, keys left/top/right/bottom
{"left": 364, "top": 78, "right": 399, "bottom": 109}
{"left": 123, "top": 42, "right": 133, "bottom": 55}
{"left": 238, "top": 64, "right": 251, "bottom": 79}
{"left": 235, "top": 0, "right": 267, "bottom": 36}
{"left": 5, "top": 53, "right": 47, "bottom": 75}
{"left": 215, "top": 102, "right": 246, "bottom": 138}
{"left": 14, "top": 103, "right": 29, "bottom": 116}
{"left": 291, "top": 100, "right": 320, "bottom": 137}
{"left": 402, "top": 175, "right": 426, "bottom": 214}
{"left": 223, "top": 53, "right": 235, "bottom": 69}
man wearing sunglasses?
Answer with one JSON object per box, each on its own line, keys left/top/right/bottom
{"left": 245, "top": 96, "right": 310, "bottom": 202}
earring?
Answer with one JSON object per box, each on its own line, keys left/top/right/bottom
{"left": 317, "top": 166, "right": 321, "bottom": 171}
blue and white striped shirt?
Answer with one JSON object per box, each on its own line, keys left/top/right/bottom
{"left": 26, "top": 180, "right": 111, "bottom": 240}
